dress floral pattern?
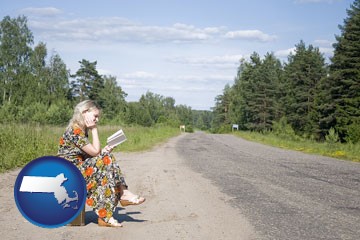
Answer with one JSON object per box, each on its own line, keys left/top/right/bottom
{"left": 58, "top": 126, "right": 127, "bottom": 222}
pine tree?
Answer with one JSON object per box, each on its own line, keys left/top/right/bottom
{"left": 229, "top": 52, "right": 283, "bottom": 131}
{"left": 71, "top": 59, "right": 104, "bottom": 104}
{"left": 231, "top": 53, "right": 262, "bottom": 130}
{"left": 212, "top": 84, "right": 232, "bottom": 129}
{"left": 320, "top": 0, "right": 360, "bottom": 140}
{"left": 283, "top": 41, "right": 327, "bottom": 136}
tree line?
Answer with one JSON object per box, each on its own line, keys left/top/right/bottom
{"left": 212, "top": 0, "right": 360, "bottom": 143}
{"left": 0, "top": 15, "right": 210, "bottom": 129}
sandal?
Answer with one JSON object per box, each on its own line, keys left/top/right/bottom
{"left": 120, "top": 195, "right": 146, "bottom": 207}
{"left": 98, "top": 217, "right": 123, "bottom": 227}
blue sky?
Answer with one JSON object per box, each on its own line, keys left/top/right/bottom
{"left": 0, "top": 0, "right": 353, "bottom": 110}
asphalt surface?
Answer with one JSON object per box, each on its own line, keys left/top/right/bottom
{"left": 175, "top": 132, "right": 360, "bottom": 240}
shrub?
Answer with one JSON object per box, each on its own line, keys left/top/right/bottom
{"left": 45, "top": 102, "right": 72, "bottom": 125}
{"left": 325, "top": 127, "right": 339, "bottom": 144}
{"left": 272, "top": 117, "right": 299, "bottom": 141}
{"left": 185, "top": 125, "right": 194, "bottom": 133}
{"left": 345, "top": 121, "right": 360, "bottom": 144}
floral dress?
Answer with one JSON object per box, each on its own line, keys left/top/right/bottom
{"left": 57, "top": 126, "right": 127, "bottom": 222}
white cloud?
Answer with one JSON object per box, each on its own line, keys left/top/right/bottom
{"left": 313, "top": 40, "right": 334, "bottom": 56}
{"left": 19, "top": 7, "right": 62, "bottom": 17}
{"left": 224, "top": 30, "right": 277, "bottom": 42}
{"left": 26, "top": 11, "right": 276, "bottom": 45}
{"left": 274, "top": 47, "right": 296, "bottom": 58}
{"left": 27, "top": 16, "right": 223, "bottom": 43}
{"left": 123, "top": 71, "right": 157, "bottom": 79}
{"left": 120, "top": 71, "right": 233, "bottom": 90}
{"left": 97, "top": 68, "right": 113, "bottom": 76}
{"left": 168, "top": 54, "right": 243, "bottom": 68}
{"left": 121, "top": 72, "right": 233, "bottom": 109}
{"left": 313, "top": 39, "right": 333, "bottom": 47}
{"left": 319, "top": 47, "right": 334, "bottom": 55}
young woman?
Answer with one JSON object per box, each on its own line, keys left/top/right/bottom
{"left": 58, "top": 100, "right": 145, "bottom": 227}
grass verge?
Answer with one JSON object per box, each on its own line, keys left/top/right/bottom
{"left": 0, "top": 124, "right": 180, "bottom": 173}
{"left": 233, "top": 131, "right": 360, "bottom": 163}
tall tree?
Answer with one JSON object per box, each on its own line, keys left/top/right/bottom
{"left": 27, "top": 42, "right": 47, "bottom": 105}
{"left": 283, "top": 41, "right": 327, "bottom": 136}
{"left": 252, "top": 53, "right": 283, "bottom": 131}
{"left": 71, "top": 59, "right": 104, "bottom": 103}
{"left": 318, "top": 0, "right": 360, "bottom": 140}
{"left": 212, "top": 84, "right": 232, "bottom": 129}
{"left": 139, "top": 91, "right": 165, "bottom": 124}
{"left": 100, "top": 75, "right": 127, "bottom": 120}
{"left": 228, "top": 52, "right": 283, "bottom": 131}
{"left": 46, "top": 53, "right": 70, "bottom": 104}
{"left": 175, "top": 104, "right": 193, "bottom": 126}
{"left": 0, "top": 15, "right": 33, "bottom": 105}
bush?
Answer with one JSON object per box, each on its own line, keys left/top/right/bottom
{"left": 345, "top": 121, "right": 360, "bottom": 144}
{"left": 325, "top": 127, "right": 339, "bottom": 144}
{"left": 185, "top": 125, "right": 194, "bottom": 133}
{"left": 45, "top": 102, "right": 72, "bottom": 125}
{"left": 272, "top": 117, "right": 300, "bottom": 141}
{"left": 0, "top": 102, "right": 17, "bottom": 122}
{"left": 213, "top": 124, "right": 232, "bottom": 133}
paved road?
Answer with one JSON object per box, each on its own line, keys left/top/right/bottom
{"left": 175, "top": 132, "right": 360, "bottom": 240}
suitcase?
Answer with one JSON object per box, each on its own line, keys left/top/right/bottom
{"left": 68, "top": 207, "right": 85, "bottom": 226}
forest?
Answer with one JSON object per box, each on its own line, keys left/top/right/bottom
{"left": 212, "top": 0, "right": 360, "bottom": 143}
{"left": 0, "top": 0, "right": 359, "bottom": 144}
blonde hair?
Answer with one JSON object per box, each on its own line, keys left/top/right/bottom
{"left": 67, "top": 100, "right": 100, "bottom": 131}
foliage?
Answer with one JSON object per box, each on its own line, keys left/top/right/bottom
{"left": 0, "top": 124, "right": 180, "bottom": 172}
{"left": 213, "top": 52, "right": 284, "bottom": 132}
{"left": 71, "top": 59, "right": 103, "bottom": 102}
{"left": 0, "top": 124, "right": 62, "bottom": 172}
{"left": 316, "top": 0, "right": 360, "bottom": 141}
{"left": 212, "top": 0, "right": 360, "bottom": 144}
{"left": 184, "top": 125, "right": 194, "bottom": 133}
{"left": 233, "top": 130, "right": 360, "bottom": 162}
{"left": 345, "top": 119, "right": 360, "bottom": 143}
{"left": 0, "top": 15, "right": 33, "bottom": 106}
{"left": 272, "top": 117, "right": 301, "bottom": 141}
{"left": 283, "top": 40, "right": 327, "bottom": 137}
{"left": 325, "top": 127, "right": 340, "bottom": 144}
{"left": 192, "top": 110, "right": 213, "bottom": 130}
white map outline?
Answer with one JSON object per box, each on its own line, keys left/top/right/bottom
{"left": 19, "top": 173, "right": 79, "bottom": 209}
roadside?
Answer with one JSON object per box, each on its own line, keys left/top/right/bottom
{"left": 0, "top": 133, "right": 258, "bottom": 240}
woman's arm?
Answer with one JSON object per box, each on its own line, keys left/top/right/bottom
{"left": 81, "top": 111, "right": 101, "bottom": 156}
{"left": 82, "top": 127, "right": 101, "bottom": 156}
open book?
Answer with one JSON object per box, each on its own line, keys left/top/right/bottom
{"left": 107, "top": 129, "right": 127, "bottom": 148}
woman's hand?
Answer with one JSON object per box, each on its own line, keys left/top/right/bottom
{"left": 101, "top": 145, "right": 114, "bottom": 154}
{"left": 84, "top": 111, "right": 97, "bottom": 129}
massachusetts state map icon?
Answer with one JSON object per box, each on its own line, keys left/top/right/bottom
{"left": 14, "top": 156, "right": 86, "bottom": 228}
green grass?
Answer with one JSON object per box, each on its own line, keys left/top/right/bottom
{"left": 98, "top": 125, "right": 180, "bottom": 152}
{"left": 233, "top": 131, "right": 360, "bottom": 163}
{"left": 0, "top": 124, "right": 180, "bottom": 173}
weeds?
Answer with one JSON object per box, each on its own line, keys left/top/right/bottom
{"left": 233, "top": 130, "right": 360, "bottom": 162}
{"left": 0, "top": 124, "right": 180, "bottom": 173}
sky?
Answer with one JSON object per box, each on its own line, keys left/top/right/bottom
{"left": 0, "top": 0, "right": 354, "bottom": 110}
